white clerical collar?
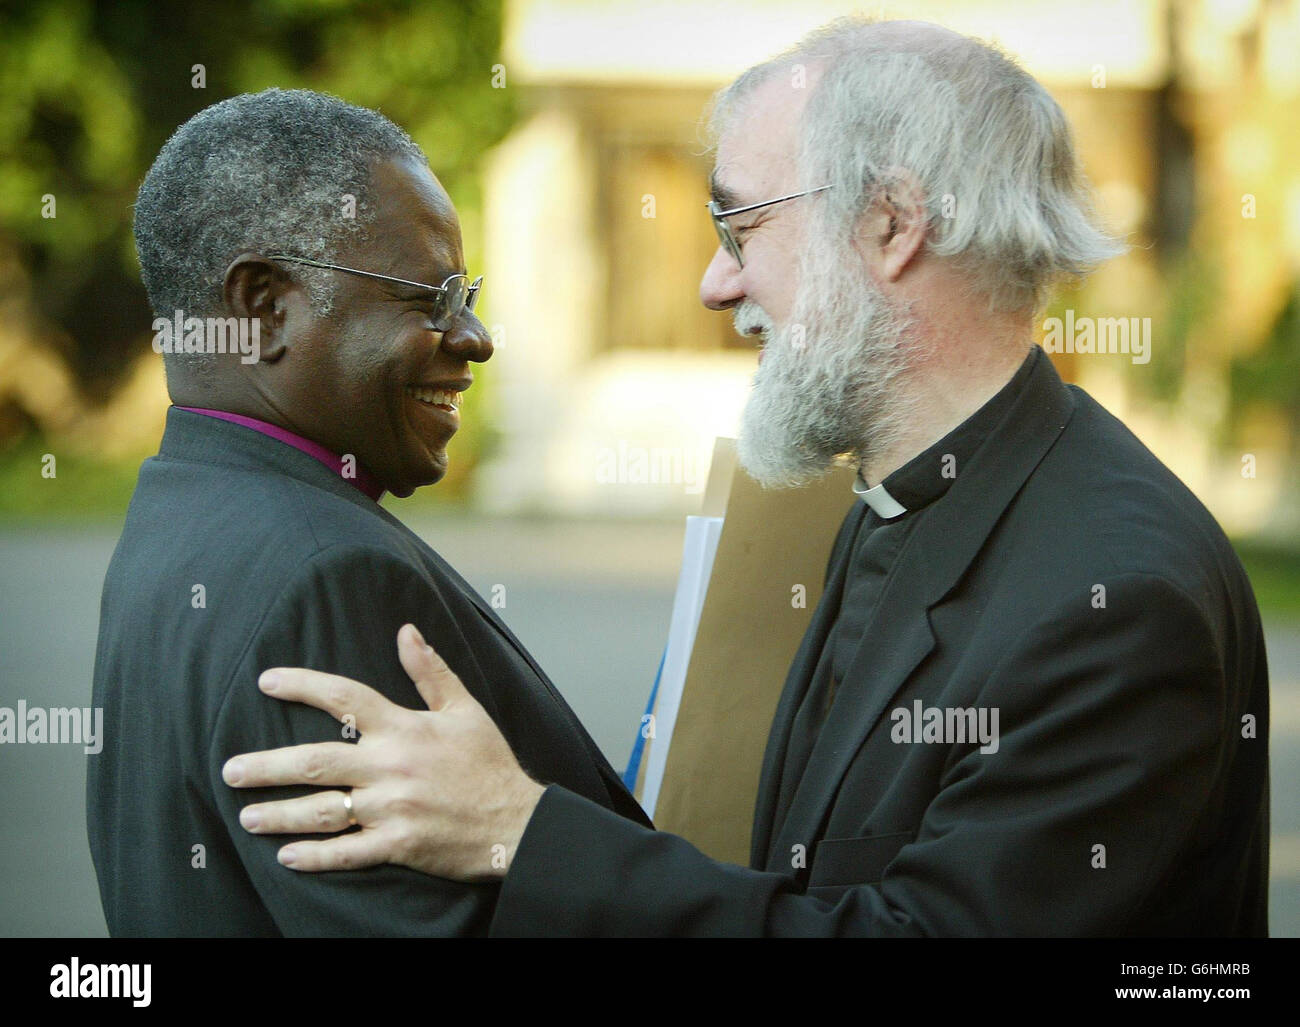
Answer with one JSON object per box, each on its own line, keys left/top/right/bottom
{"left": 853, "top": 472, "right": 907, "bottom": 520}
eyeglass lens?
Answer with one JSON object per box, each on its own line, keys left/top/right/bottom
{"left": 709, "top": 205, "right": 743, "bottom": 268}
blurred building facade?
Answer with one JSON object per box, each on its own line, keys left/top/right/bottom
{"left": 476, "top": 0, "right": 1300, "bottom": 536}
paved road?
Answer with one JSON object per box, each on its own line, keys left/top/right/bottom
{"left": 1, "top": 517, "right": 1296, "bottom": 936}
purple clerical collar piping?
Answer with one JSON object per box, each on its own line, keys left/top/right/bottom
{"left": 174, "top": 406, "right": 386, "bottom": 502}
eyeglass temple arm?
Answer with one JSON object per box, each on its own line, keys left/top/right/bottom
{"left": 267, "top": 255, "right": 452, "bottom": 295}
{"left": 712, "top": 184, "right": 832, "bottom": 218}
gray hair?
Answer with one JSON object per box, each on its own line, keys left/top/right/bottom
{"left": 711, "top": 17, "right": 1124, "bottom": 313}
{"left": 134, "top": 88, "right": 427, "bottom": 332}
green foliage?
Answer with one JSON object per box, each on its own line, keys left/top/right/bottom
{"left": 1234, "top": 537, "right": 1300, "bottom": 621}
{"left": 0, "top": 0, "right": 515, "bottom": 391}
{"left": 0, "top": 0, "right": 514, "bottom": 513}
{"left": 0, "top": 434, "right": 141, "bottom": 519}
{"left": 1142, "top": 251, "right": 1218, "bottom": 405}
{"left": 1230, "top": 277, "right": 1300, "bottom": 443}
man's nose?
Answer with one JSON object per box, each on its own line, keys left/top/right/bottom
{"left": 699, "top": 246, "right": 744, "bottom": 310}
{"left": 439, "top": 313, "right": 493, "bottom": 363}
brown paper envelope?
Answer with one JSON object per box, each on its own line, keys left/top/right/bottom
{"left": 653, "top": 439, "right": 856, "bottom": 863}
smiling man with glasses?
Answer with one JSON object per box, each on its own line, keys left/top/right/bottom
{"left": 87, "top": 88, "right": 649, "bottom": 937}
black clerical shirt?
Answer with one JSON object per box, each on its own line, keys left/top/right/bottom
{"left": 776, "top": 348, "right": 1041, "bottom": 815}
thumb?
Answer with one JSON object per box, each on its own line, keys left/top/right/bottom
{"left": 397, "top": 624, "right": 462, "bottom": 712}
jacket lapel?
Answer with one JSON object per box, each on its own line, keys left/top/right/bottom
{"left": 767, "top": 556, "right": 937, "bottom": 866}
{"left": 766, "top": 350, "right": 1077, "bottom": 868}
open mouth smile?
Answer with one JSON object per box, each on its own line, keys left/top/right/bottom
{"left": 404, "top": 385, "right": 463, "bottom": 412}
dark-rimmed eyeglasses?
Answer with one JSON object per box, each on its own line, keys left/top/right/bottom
{"left": 268, "top": 254, "right": 483, "bottom": 329}
{"left": 706, "top": 185, "right": 832, "bottom": 268}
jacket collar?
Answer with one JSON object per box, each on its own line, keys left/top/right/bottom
{"left": 155, "top": 407, "right": 519, "bottom": 652}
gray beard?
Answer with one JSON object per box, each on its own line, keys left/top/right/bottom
{"left": 735, "top": 251, "right": 914, "bottom": 488}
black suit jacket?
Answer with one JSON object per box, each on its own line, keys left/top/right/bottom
{"left": 87, "top": 408, "right": 648, "bottom": 936}
{"left": 490, "top": 347, "right": 1270, "bottom": 936}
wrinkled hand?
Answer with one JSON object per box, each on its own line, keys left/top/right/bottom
{"left": 221, "top": 624, "right": 546, "bottom": 881}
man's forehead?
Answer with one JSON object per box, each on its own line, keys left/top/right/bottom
{"left": 380, "top": 158, "right": 455, "bottom": 220}
{"left": 711, "top": 70, "right": 815, "bottom": 203}
{"left": 356, "top": 157, "right": 463, "bottom": 275}
{"left": 712, "top": 133, "right": 787, "bottom": 206}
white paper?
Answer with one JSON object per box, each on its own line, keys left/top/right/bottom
{"left": 639, "top": 514, "right": 724, "bottom": 820}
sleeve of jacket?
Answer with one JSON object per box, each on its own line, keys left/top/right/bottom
{"left": 489, "top": 573, "right": 1230, "bottom": 936}
{"left": 206, "top": 542, "right": 501, "bottom": 936}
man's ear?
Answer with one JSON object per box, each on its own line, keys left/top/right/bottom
{"left": 222, "top": 253, "right": 294, "bottom": 362}
{"left": 858, "top": 170, "right": 928, "bottom": 284}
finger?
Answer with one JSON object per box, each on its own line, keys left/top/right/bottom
{"left": 257, "top": 666, "right": 398, "bottom": 732}
{"left": 239, "top": 789, "right": 359, "bottom": 836}
{"left": 277, "top": 831, "right": 394, "bottom": 873}
{"left": 222, "top": 741, "right": 368, "bottom": 789}
{"left": 397, "top": 623, "right": 465, "bottom": 712}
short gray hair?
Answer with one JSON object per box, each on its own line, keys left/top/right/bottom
{"left": 711, "top": 17, "right": 1124, "bottom": 313}
{"left": 134, "top": 88, "right": 427, "bottom": 325}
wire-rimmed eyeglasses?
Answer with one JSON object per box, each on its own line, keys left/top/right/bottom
{"left": 706, "top": 185, "right": 832, "bottom": 268}
{"left": 268, "top": 254, "right": 483, "bottom": 328}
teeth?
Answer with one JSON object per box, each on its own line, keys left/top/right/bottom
{"left": 406, "top": 386, "right": 462, "bottom": 409}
